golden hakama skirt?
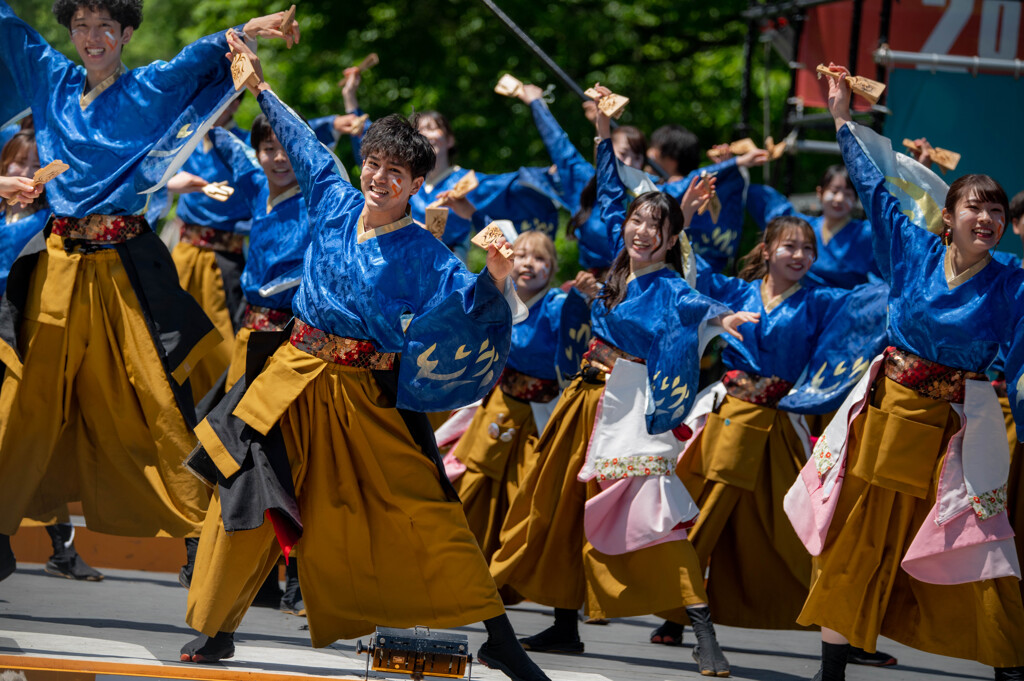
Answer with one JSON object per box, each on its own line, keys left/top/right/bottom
{"left": 675, "top": 395, "right": 811, "bottom": 629}
{"left": 0, "top": 234, "right": 212, "bottom": 537}
{"left": 489, "top": 375, "right": 708, "bottom": 617}
{"left": 172, "top": 241, "right": 235, "bottom": 402}
{"left": 451, "top": 388, "right": 540, "bottom": 562}
{"left": 797, "top": 377, "right": 1024, "bottom": 667}
{"left": 188, "top": 341, "right": 505, "bottom": 646}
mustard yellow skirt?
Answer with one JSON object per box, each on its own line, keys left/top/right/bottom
{"left": 224, "top": 326, "right": 253, "bottom": 393}
{"left": 489, "top": 376, "right": 708, "bottom": 617}
{"left": 188, "top": 341, "right": 504, "bottom": 646}
{"left": 452, "top": 388, "right": 541, "bottom": 562}
{"left": 1000, "top": 396, "right": 1024, "bottom": 605}
{"left": 172, "top": 241, "right": 235, "bottom": 403}
{"left": 0, "top": 234, "right": 211, "bottom": 537}
{"left": 674, "top": 395, "right": 811, "bottom": 629}
{"left": 798, "top": 377, "right": 1024, "bottom": 667}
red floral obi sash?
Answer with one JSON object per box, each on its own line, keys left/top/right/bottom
{"left": 722, "top": 369, "right": 794, "bottom": 408}
{"left": 51, "top": 214, "right": 147, "bottom": 243}
{"left": 289, "top": 319, "right": 396, "bottom": 370}
{"left": 581, "top": 337, "right": 643, "bottom": 377}
{"left": 243, "top": 304, "right": 291, "bottom": 332}
{"left": 883, "top": 346, "right": 985, "bottom": 404}
{"left": 498, "top": 367, "right": 559, "bottom": 403}
{"left": 180, "top": 223, "right": 246, "bottom": 254}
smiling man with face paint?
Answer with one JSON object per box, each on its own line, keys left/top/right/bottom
{"left": 178, "top": 38, "right": 550, "bottom": 681}
{"left": 0, "top": 0, "right": 301, "bottom": 586}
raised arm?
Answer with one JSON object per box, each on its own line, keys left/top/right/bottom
{"left": 0, "top": 2, "right": 74, "bottom": 103}
{"left": 745, "top": 184, "right": 800, "bottom": 230}
{"left": 525, "top": 95, "right": 594, "bottom": 214}
{"left": 595, "top": 137, "right": 629, "bottom": 255}
{"left": 258, "top": 89, "right": 361, "bottom": 224}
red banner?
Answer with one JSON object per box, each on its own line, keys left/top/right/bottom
{"left": 796, "top": 0, "right": 1024, "bottom": 108}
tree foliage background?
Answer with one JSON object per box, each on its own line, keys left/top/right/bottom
{"left": 9, "top": 0, "right": 843, "bottom": 273}
{"left": 8, "top": 0, "right": 806, "bottom": 171}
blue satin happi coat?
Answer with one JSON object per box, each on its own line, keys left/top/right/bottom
{"left": 176, "top": 124, "right": 253, "bottom": 233}
{"left": 259, "top": 90, "right": 514, "bottom": 412}
{"left": 0, "top": 207, "right": 47, "bottom": 295}
{"left": 506, "top": 287, "right": 565, "bottom": 381}
{"left": 592, "top": 264, "right": 729, "bottom": 434}
{"left": 840, "top": 122, "right": 1024, "bottom": 439}
{"left": 208, "top": 127, "right": 311, "bottom": 312}
{"left": 0, "top": 1, "right": 239, "bottom": 218}
{"left": 410, "top": 164, "right": 560, "bottom": 247}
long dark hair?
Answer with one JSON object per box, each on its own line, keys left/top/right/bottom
{"left": 568, "top": 125, "right": 647, "bottom": 240}
{"left": 598, "top": 192, "right": 684, "bottom": 309}
{"left": 736, "top": 215, "right": 816, "bottom": 282}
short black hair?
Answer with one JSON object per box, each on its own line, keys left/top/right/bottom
{"left": 1010, "top": 190, "right": 1024, "bottom": 224}
{"left": 249, "top": 114, "right": 274, "bottom": 152}
{"left": 819, "top": 164, "right": 854, "bottom": 191}
{"left": 360, "top": 114, "right": 436, "bottom": 180}
{"left": 53, "top": 0, "right": 143, "bottom": 31}
{"left": 650, "top": 124, "right": 699, "bottom": 176}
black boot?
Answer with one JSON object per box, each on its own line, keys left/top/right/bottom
{"left": 995, "top": 668, "right": 1024, "bottom": 680}
{"left": 686, "top": 605, "right": 729, "bottom": 677}
{"left": 180, "top": 631, "right": 235, "bottom": 663}
{"left": 848, "top": 645, "right": 897, "bottom": 666}
{"left": 650, "top": 619, "right": 684, "bottom": 646}
{"left": 252, "top": 567, "right": 283, "bottom": 608}
{"left": 477, "top": 614, "right": 550, "bottom": 681}
{"left": 517, "top": 607, "right": 583, "bottom": 654}
{"left": 811, "top": 641, "right": 850, "bottom": 681}
{"left": 179, "top": 537, "right": 198, "bottom": 588}
{"left": 279, "top": 558, "right": 304, "bottom": 616}
{"left": 44, "top": 524, "right": 103, "bottom": 581}
{"left": 0, "top": 533, "right": 14, "bottom": 582}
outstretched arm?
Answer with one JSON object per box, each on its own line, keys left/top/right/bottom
{"left": 207, "top": 126, "right": 266, "bottom": 213}
{"left": 227, "top": 33, "right": 361, "bottom": 223}
{"left": 521, "top": 87, "right": 594, "bottom": 213}
{"left": 0, "top": 2, "right": 73, "bottom": 103}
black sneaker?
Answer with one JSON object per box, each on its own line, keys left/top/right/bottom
{"left": 180, "top": 631, "right": 235, "bottom": 663}
{"left": 45, "top": 554, "right": 103, "bottom": 581}
{"left": 477, "top": 640, "right": 551, "bottom": 681}
{"left": 848, "top": 646, "right": 897, "bottom": 667}
{"left": 518, "top": 625, "right": 584, "bottom": 655}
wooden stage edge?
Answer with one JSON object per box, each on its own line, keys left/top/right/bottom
{"left": 0, "top": 655, "right": 350, "bottom": 681}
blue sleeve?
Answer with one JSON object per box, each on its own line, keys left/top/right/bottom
{"left": 132, "top": 27, "right": 241, "bottom": 108}
{"left": 595, "top": 137, "right": 629, "bottom": 256}
{"left": 837, "top": 123, "right": 921, "bottom": 287}
{"left": 0, "top": 1, "right": 74, "bottom": 103}
{"left": 645, "top": 285, "right": 730, "bottom": 433}
{"left": 258, "top": 90, "right": 362, "bottom": 226}
{"left": 746, "top": 184, "right": 804, "bottom": 230}
{"left": 207, "top": 126, "right": 266, "bottom": 215}
{"left": 703, "top": 271, "right": 751, "bottom": 309}
{"left": 530, "top": 100, "right": 594, "bottom": 214}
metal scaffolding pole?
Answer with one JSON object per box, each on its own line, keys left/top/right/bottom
{"left": 874, "top": 46, "right": 1024, "bottom": 77}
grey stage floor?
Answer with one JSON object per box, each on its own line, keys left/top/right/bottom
{"left": 0, "top": 563, "right": 993, "bottom": 681}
